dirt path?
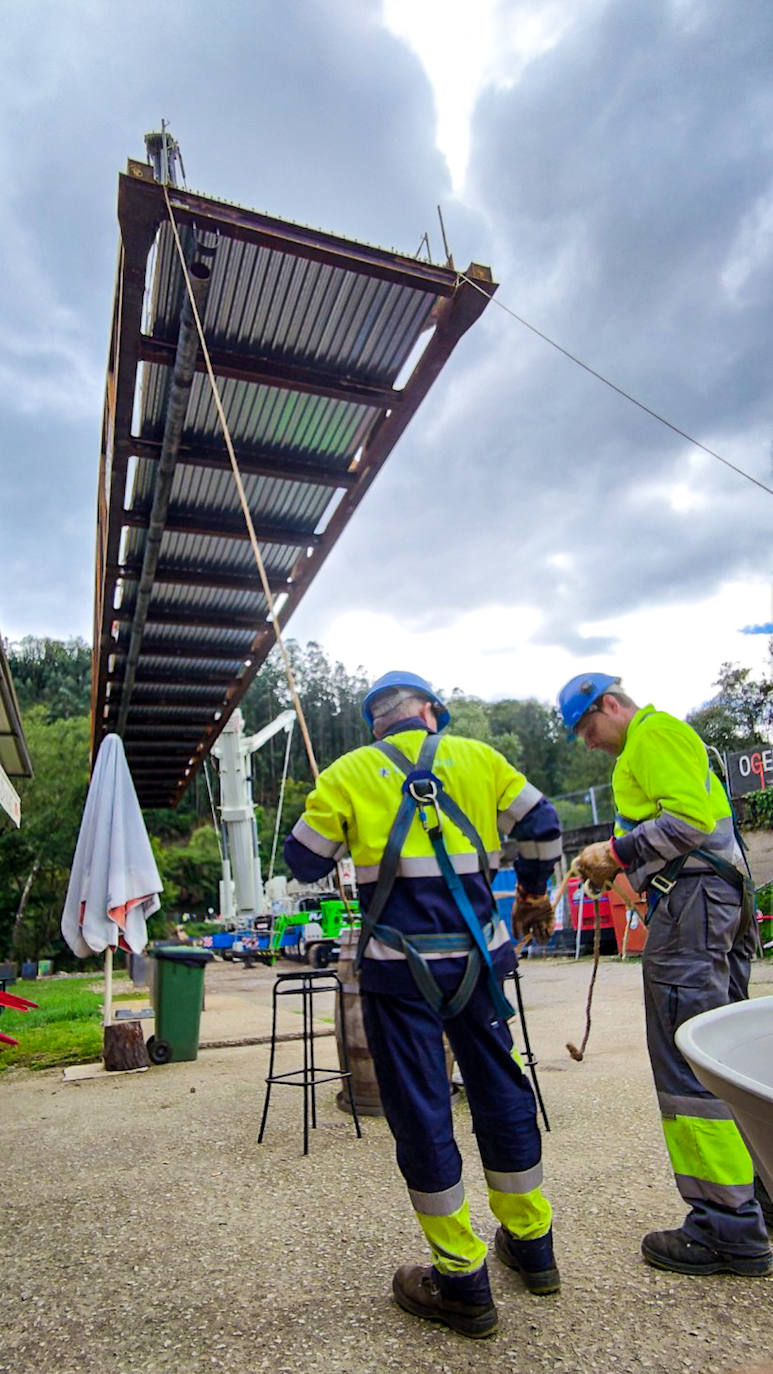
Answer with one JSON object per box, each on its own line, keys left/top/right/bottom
{"left": 2, "top": 956, "right": 772, "bottom": 1374}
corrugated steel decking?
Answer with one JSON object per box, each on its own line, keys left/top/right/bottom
{"left": 92, "top": 161, "right": 497, "bottom": 806}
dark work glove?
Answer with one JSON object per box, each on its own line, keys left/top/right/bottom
{"left": 511, "top": 888, "right": 554, "bottom": 945}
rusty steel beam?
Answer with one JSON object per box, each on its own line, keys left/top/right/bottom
{"left": 170, "top": 264, "right": 498, "bottom": 804}
{"left": 123, "top": 504, "right": 319, "bottom": 548}
{"left": 129, "top": 436, "right": 357, "bottom": 489}
{"left": 122, "top": 172, "right": 457, "bottom": 297}
{"left": 115, "top": 556, "right": 288, "bottom": 594}
{"left": 139, "top": 336, "right": 395, "bottom": 410}
{"left": 111, "top": 635, "right": 251, "bottom": 660}
{"left": 109, "top": 669, "right": 234, "bottom": 687}
{"left": 112, "top": 604, "right": 265, "bottom": 631}
{"left": 125, "top": 746, "right": 197, "bottom": 760}
{"left": 91, "top": 177, "right": 166, "bottom": 757}
{"left": 124, "top": 729, "right": 204, "bottom": 742}
{"left": 116, "top": 260, "right": 213, "bottom": 736}
{"left": 94, "top": 169, "right": 496, "bottom": 789}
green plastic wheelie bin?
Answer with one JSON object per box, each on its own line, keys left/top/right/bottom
{"left": 146, "top": 946, "right": 213, "bottom": 1064}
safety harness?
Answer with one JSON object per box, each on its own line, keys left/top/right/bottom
{"left": 353, "top": 731, "right": 514, "bottom": 1022}
{"left": 616, "top": 714, "right": 754, "bottom": 930}
{"left": 615, "top": 814, "right": 754, "bottom": 930}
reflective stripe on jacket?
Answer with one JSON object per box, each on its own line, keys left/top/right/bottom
{"left": 611, "top": 705, "right": 738, "bottom": 892}
{"left": 291, "top": 728, "right": 560, "bottom": 883}
{"left": 288, "top": 725, "right": 561, "bottom": 995}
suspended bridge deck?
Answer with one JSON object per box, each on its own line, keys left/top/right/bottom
{"left": 91, "top": 159, "right": 496, "bottom": 806}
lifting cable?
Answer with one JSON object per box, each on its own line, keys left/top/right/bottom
{"left": 458, "top": 271, "right": 773, "bottom": 499}
{"left": 202, "top": 758, "right": 224, "bottom": 863}
{"left": 162, "top": 186, "right": 355, "bottom": 909}
{"left": 268, "top": 719, "right": 295, "bottom": 883}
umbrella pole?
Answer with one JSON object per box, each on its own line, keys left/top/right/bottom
{"left": 103, "top": 947, "right": 113, "bottom": 1028}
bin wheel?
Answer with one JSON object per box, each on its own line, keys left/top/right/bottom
{"left": 147, "top": 1035, "right": 172, "bottom": 1065}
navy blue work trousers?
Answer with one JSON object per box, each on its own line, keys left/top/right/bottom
{"left": 361, "top": 974, "right": 542, "bottom": 1193}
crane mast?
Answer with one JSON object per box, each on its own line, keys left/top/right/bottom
{"left": 211, "top": 708, "right": 295, "bottom": 924}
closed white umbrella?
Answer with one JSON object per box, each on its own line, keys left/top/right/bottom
{"left": 61, "top": 734, "right": 162, "bottom": 1026}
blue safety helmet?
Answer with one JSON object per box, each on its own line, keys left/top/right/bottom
{"left": 557, "top": 673, "right": 621, "bottom": 737}
{"left": 362, "top": 670, "right": 450, "bottom": 731}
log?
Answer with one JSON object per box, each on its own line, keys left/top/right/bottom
{"left": 103, "top": 1020, "right": 150, "bottom": 1071}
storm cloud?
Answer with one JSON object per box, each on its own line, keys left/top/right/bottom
{"left": 1, "top": 0, "right": 771, "bottom": 709}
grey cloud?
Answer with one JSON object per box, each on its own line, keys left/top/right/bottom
{"left": 2, "top": 0, "right": 771, "bottom": 669}
{"left": 0, "top": 0, "right": 458, "bottom": 638}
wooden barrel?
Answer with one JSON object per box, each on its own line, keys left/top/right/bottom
{"left": 334, "top": 929, "right": 455, "bottom": 1117}
{"left": 335, "top": 929, "right": 384, "bottom": 1115}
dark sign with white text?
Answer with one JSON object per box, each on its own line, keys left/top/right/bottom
{"left": 726, "top": 746, "right": 773, "bottom": 797}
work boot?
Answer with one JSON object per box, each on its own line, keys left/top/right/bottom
{"left": 641, "top": 1228, "right": 773, "bottom": 1277}
{"left": 494, "top": 1225, "right": 561, "bottom": 1294}
{"left": 391, "top": 1264, "right": 498, "bottom": 1338}
{"left": 755, "top": 1176, "right": 773, "bottom": 1232}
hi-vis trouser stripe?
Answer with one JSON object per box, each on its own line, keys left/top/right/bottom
{"left": 484, "top": 1163, "right": 553, "bottom": 1241}
{"left": 409, "top": 1181, "right": 487, "bottom": 1275}
{"left": 409, "top": 1167, "right": 552, "bottom": 1275}
{"left": 658, "top": 1092, "right": 755, "bottom": 1207}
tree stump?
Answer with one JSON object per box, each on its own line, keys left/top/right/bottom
{"left": 103, "top": 1020, "right": 150, "bottom": 1071}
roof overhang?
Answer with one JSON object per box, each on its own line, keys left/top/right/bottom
{"left": 0, "top": 637, "right": 33, "bottom": 826}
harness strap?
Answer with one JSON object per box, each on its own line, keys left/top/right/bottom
{"left": 377, "top": 738, "right": 495, "bottom": 890}
{"left": 355, "top": 731, "right": 513, "bottom": 1021}
{"left": 646, "top": 847, "right": 751, "bottom": 929}
{"left": 371, "top": 923, "right": 484, "bottom": 1019}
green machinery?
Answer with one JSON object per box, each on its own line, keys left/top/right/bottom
{"left": 238, "top": 896, "right": 360, "bottom": 968}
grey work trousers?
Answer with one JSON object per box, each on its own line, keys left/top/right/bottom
{"left": 642, "top": 871, "right": 769, "bottom": 1256}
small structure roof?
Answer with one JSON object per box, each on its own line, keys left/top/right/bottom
{"left": 92, "top": 161, "right": 496, "bottom": 806}
{"left": 0, "top": 637, "right": 32, "bottom": 826}
{"left": 0, "top": 639, "right": 32, "bottom": 781}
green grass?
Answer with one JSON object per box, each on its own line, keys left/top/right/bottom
{"left": 0, "top": 971, "right": 147, "bottom": 1072}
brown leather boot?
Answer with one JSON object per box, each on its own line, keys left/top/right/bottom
{"left": 392, "top": 1264, "right": 498, "bottom": 1338}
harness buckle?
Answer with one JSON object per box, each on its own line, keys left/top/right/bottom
{"left": 408, "top": 776, "right": 438, "bottom": 806}
{"left": 405, "top": 772, "right": 443, "bottom": 836}
{"left": 651, "top": 872, "right": 676, "bottom": 896}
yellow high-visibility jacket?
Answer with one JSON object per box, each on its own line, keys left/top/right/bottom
{"left": 611, "top": 705, "right": 737, "bottom": 891}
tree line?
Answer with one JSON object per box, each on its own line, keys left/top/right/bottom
{"left": 1, "top": 634, "right": 771, "bottom": 964}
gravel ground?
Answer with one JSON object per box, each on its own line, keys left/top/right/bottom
{"left": 2, "top": 955, "right": 772, "bottom": 1374}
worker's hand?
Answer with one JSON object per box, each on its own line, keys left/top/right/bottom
{"left": 511, "top": 888, "right": 555, "bottom": 945}
{"left": 574, "top": 841, "right": 621, "bottom": 894}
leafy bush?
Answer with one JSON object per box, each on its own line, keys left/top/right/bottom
{"left": 744, "top": 790, "right": 773, "bottom": 830}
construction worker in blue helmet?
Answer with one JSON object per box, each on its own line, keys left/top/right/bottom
{"left": 285, "top": 669, "right": 563, "bottom": 1338}
{"left": 557, "top": 672, "right": 772, "bottom": 1277}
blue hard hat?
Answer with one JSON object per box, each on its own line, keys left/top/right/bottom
{"left": 362, "top": 670, "right": 450, "bottom": 731}
{"left": 557, "top": 673, "right": 621, "bottom": 736}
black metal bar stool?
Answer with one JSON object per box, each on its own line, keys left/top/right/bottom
{"left": 258, "top": 969, "right": 363, "bottom": 1155}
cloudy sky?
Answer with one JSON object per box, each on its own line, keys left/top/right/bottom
{"left": 2, "top": 0, "right": 772, "bottom": 717}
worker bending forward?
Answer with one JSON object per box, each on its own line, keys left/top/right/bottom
{"left": 285, "top": 671, "right": 562, "bottom": 1338}
{"left": 559, "top": 673, "right": 772, "bottom": 1277}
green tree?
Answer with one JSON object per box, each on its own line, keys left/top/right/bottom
{"left": 447, "top": 694, "right": 492, "bottom": 742}
{"left": 158, "top": 825, "right": 222, "bottom": 913}
{"left": 688, "top": 658, "right": 773, "bottom": 752}
{"left": 489, "top": 699, "right": 561, "bottom": 793}
{"left": 7, "top": 637, "right": 91, "bottom": 720}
